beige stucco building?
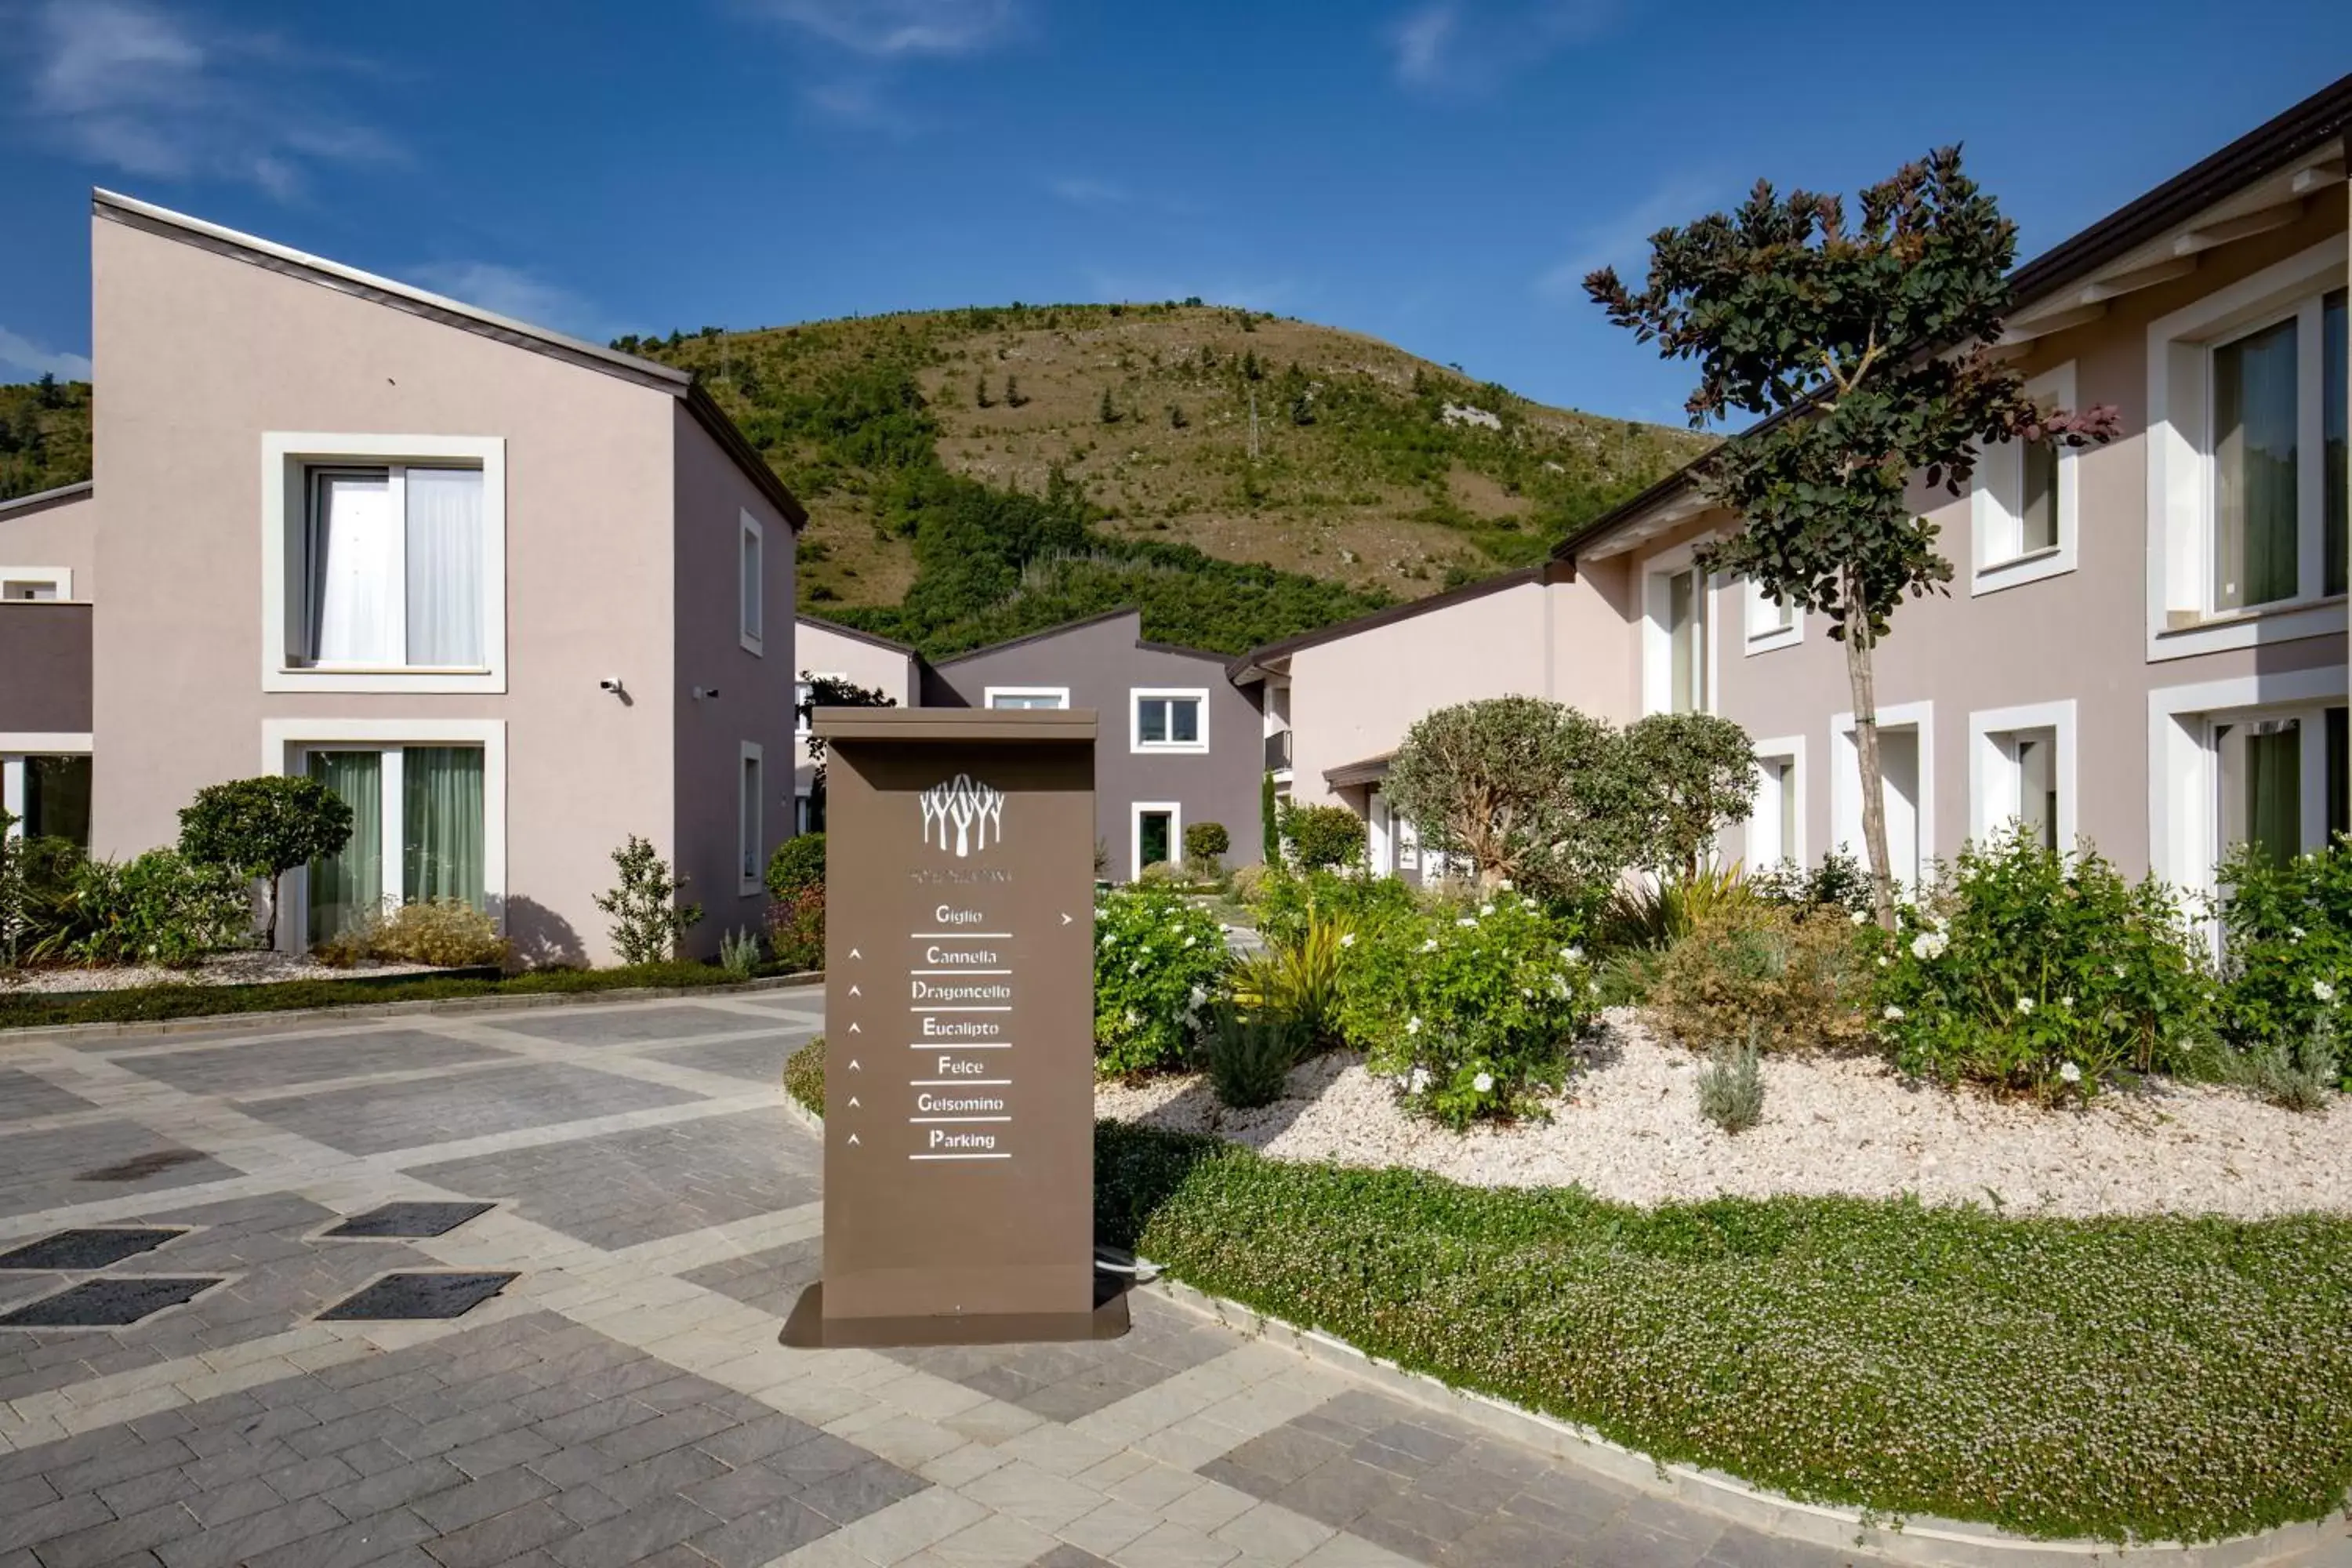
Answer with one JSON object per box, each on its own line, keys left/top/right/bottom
{"left": 1236, "top": 74, "right": 2352, "bottom": 904}
{"left": 1, "top": 191, "right": 805, "bottom": 965}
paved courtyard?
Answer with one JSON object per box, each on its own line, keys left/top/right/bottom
{"left": 0, "top": 992, "right": 2027, "bottom": 1567}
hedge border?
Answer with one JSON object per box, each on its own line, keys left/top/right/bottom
{"left": 0, "top": 970, "right": 822, "bottom": 1042}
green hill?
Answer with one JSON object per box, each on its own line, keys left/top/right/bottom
{"left": 0, "top": 376, "right": 93, "bottom": 501}
{"left": 626, "top": 303, "right": 1709, "bottom": 657}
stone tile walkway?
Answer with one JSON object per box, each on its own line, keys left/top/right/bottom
{"left": 0, "top": 993, "right": 2303, "bottom": 1568}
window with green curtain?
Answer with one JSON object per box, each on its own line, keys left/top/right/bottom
{"left": 307, "top": 751, "right": 382, "bottom": 944}
{"left": 403, "top": 746, "right": 485, "bottom": 908}
{"left": 2325, "top": 289, "right": 2346, "bottom": 597}
{"left": 24, "top": 757, "right": 91, "bottom": 848}
{"left": 2214, "top": 316, "right": 2300, "bottom": 609}
{"left": 2245, "top": 724, "right": 2301, "bottom": 870}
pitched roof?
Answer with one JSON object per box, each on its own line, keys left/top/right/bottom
{"left": 1552, "top": 71, "right": 2352, "bottom": 562}
{"left": 796, "top": 613, "right": 920, "bottom": 656}
{"left": 90, "top": 190, "right": 807, "bottom": 531}
{"left": 0, "top": 481, "right": 94, "bottom": 520}
{"left": 1227, "top": 561, "right": 1566, "bottom": 680}
{"left": 928, "top": 606, "right": 1140, "bottom": 666}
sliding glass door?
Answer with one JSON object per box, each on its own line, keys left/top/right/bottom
{"left": 305, "top": 745, "right": 485, "bottom": 945}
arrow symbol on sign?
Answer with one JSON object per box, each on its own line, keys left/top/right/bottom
{"left": 1061, "top": 913, "right": 1073, "bottom": 925}
{"left": 848, "top": 1023, "right": 861, "bottom": 1033}
{"left": 847, "top": 1133, "right": 860, "bottom": 1146}
{"left": 848, "top": 1096, "right": 862, "bottom": 1108}
{"left": 848, "top": 947, "right": 862, "bottom": 960}
{"left": 847, "top": 1058, "right": 861, "bottom": 1071}
{"left": 848, "top": 984, "right": 862, "bottom": 997}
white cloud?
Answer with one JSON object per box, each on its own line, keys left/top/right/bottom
{"left": 751, "top": 0, "right": 1017, "bottom": 56}
{"left": 21, "top": 0, "right": 401, "bottom": 197}
{"left": 1384, "top": 0, "right": 1614, "bottom": 94}
{"left": 800, "top": 77, "right": 924, "bottom": 137}
{"left": 1536, "top": 179, "right": 1719, "bottom": 298}
{"left": 0, "top": 327, "right": 94, "bottom": 382}
{"left": 1049, "top": 176, "right": 1133, "bottom": 209}
{"left": 407, "top": 263, "right": 612, "bottom": 343}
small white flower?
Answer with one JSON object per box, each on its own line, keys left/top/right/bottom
{"left": 1519, "top": 986, "right": 1533, "bottom": 998}
{"left": 2291, "top": 927, "right": 2307, "bottom": 942}
{"left": 1929, "top": 914, "right": 1949, "bottom": 935}
{"left": 1587, "top": 979, "right": 1602, "bottom": 996}
{"left": 1497, "top": 877, "right": 1514, "bottom": 891}
{"left": 1478, "top": 903, "right": 1494, "bottom": 916}
{"left": 2016, "top": 996, "right": 2035, "bottom": 1015}
{"left": 1561, "top": 946, "right": 1584, "bottom": 964}
{"left": 1123, "top": 1008, "right": 1140, "bottom": 1027}
{"left": 1421, "top": 938, "right": 1439, "bottom": 952}
{"left": 2112, "top": 964, "right": 2127, "bottom": 979}
{"left": 1910, "top": 931, "right": 1947, "bottom": 961}
{"left": 1523, "top": 898, "right": 1538, "bottom": 912}
{"left": 2058, "top": 1061, "right": 2082, "bottom": 1085}
{"left": 2058, "top": 995, "right": 2073, "bottom": 1009}
{"left": 1408, "top": 1066, "right": 1433, "bottom": 1093}
{"left": 1876, "top": 955, "right": 1890, "bottom": 968}
{"left": 1472, "top": 1072, "right": 1494, "bottom": 1093}
{"left": 1129, "top": 960, "right": 1142, "bottom": 975}
{"left": 1406, "top": 1015, "right": 1423, "bottom": 1035}
{"left": 1849, "top": 910, "right": 1867, "bottom": 925}
{"left": 2315, "top": 979, "right": 2339, "bottom": 1004}
{"left": 1182, "top": 935, "right": 1196, "bottom": 948}
{"left": 1339, "top": 933, "right": 1356, "bottom": 948}
{"left": 1456, "top": 916, "right": 1477, "bottom": 927}
{"left": 1882, "top": 1004, "right": 1905, "bottom": 1021}
{"left": 1188, "top": 986, "right": 1207, "bottom": 1008}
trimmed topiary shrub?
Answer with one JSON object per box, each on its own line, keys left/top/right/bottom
{"left": 1279, "top": 803, "right": 1366, "bottom": 872}
{"left": 784, "top": 1036, "right": 825, "bottom": 1116}
{"left": 766, "top": 833, "right": 826, "bottom": 902}
{"left": 1184, "top": 821, "right": 1230, "bottom": 864}
{"left": 176, "top": 775, "right": 352, "bottom": 949}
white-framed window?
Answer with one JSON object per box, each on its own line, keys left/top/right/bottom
{"left": 1133, "top": 801, "right": 1181, "bottom": 880}
{"left": 2146, "top": 241, "right": 2348, "bottom": 660}
{"left": 739, "top": 510, "right": 765, "bottom": 656}
{"left": 1642, "top": 547, "right": 1714, "bottom": 713}
{"left": 1396, "top": 815, "right": 1420, "bottom": 872}
{"left": 0, "top": 567, "right": 71, "bottom": 601}
{"left": 739, "top": 741, "right": 765, "bottom": 894}
{"left": 985, "top": 686, "right": 1069, "bottom": 710}
{"left": 2151, "top": 670, "right": 2349, "bottom": 909}
{"left": 1367, "top": 789, "right": 1394, "bottom": 876}
{"left": 1, "top": 732, "right": 94, "bottom": 849}
{"left": 261, "top": 434, "right": 506, "bottom": 693}
{"left": 1831, "top": 701, "right": 1933, "bottom": 892}
{"left": 261, "top": 718, "right": 506, "bottom": 952}
{"left": 1972, "top": 361, "right": 2081, "bottom": 594}
{"left": 1748, "top": 736, "right": 1805, "bottom": 870}
{"left": 1131, "top": 688, "right": 1209, "bottom": 753}
{"left": 1742, "top": 576, "right": 1800, "bottom": 654}
{"left": 1968, "top": 700, "right": 2077, "bottom": 851}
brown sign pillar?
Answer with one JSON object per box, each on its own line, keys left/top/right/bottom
{"left": 784, "top": 708, "right": 1123, "bottom": 1348}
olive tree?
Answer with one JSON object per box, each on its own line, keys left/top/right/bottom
{"left": 1587, "top": 147, "right": 2117, "bottom": 927}
{"left": 1384, "top": 696, "right": 1641, "bottom": 898}
{"left": 1624, "top": 713, "right": 1759, "bottom": 882}
{"left": 177, "top": 775, "right": 354, "bottom": 948}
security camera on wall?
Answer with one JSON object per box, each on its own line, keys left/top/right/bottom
{"left": 599, "top": 677, "right": 625, "bottom": 695}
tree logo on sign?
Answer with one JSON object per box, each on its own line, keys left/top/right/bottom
{"left": 918, "top": 775, "right": 1005, "bottom": 857}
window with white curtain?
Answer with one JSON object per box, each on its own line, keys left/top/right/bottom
{"left": 739, "top": 511, "right": 764, "bottom": 655}
{"left": 300, "top": 465, "right": 485, "bottom": 670}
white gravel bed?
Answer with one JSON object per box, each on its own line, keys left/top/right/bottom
{"left": 1094, "top": 1008, "right": 2352, "bottom": 1218}
{"left": 0, "top": 950, "right": 449, "bottom": 994}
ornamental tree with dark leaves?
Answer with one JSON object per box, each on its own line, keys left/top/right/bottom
{"left": 1586, "top": 147, "right": 2118, "bottom": 927}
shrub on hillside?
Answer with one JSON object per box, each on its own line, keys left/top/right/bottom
{"left": 1874, "top": 826, "right": 2213, "bottom": 1100}
{"left": 1334, "top": 894, "right": 1593, "bottom": 1126}
{"left": 1094, "top": 885, "right": 1226, "bottom": 1077}
{"left": 765, "top": 833, "right": 826, "bottom": 901}
{"left": 1645, "top": 901, "right": 1871, "bottom": 1053}
{"left": 2216, "top": 839, "right": 2352, "bottom": 1081}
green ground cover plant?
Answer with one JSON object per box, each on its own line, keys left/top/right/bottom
{"left": 785, "top": 1035, "right": 826, "bottom": 1116}
{"left": 1095, "top": 1122, "right": 2352, "bottom": 1543}
{"left": 0, "top": 962, "right": 800, "bottom": 1031}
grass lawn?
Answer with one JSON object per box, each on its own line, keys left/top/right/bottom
{"left": 0, "top": 961, "right": 808, "bottom": 1032}
{"left": 1094, "top": 1122, "right": 2352, "bottom": 1544}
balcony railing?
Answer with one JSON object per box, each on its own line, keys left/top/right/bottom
{"left": 1264, "top": 728, "right": 1294, "bottom": 771}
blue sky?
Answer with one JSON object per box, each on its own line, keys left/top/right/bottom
{"left": 4, "top": 1, "right": 2348, "bottom": 425}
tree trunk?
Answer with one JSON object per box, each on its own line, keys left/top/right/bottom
{"left": 1843, "top": 608, "right": 1898, "bottom": 931}
{"left": 265, "top": 870, "right": 281, "bottom": 950}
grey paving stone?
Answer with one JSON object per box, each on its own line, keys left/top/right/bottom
{"left": 638, "top": 1030, "right": 811, "bottom": 1082}
{"left": 0, "top": 1065, "right": 96, "bottom": 1123}
{"left": 408, "top": 1109, "right": 818, "bottom": 1250}
{"left": 410, "top": 1464, "right": 557, "bottom": 1534}
{"left": 117, "top": 1032, "right": 509, "bottom": 1097}
{"left": 1029, "top": 1549, "right": 1116, "bottom": 1568}
{"left": 687, "top": 1497, "right": 838, "bottom": 1568}
{"left": 154, "top": 1496, "right": 346, "bottom": 1568}
{"left": 241, "top": 1506, "right": 437, "bottom": 1568}
{"left": 488, "top": 1004, "right": 773, "bottom": 1047}
{"left": 416, "top": 1498, "right": 578, "bottom": 1568}
{"left": 237, "top": 1062, "right": 702, "bottom": 1157}
{"left": 31, "top": 1499, "right": 205, "bottom": 1568}
{"left": 793, "top": 1456, "right": 928, "bottom": 1525}
{"left": 0, "top": 1490, "right": 111, "bottom": 1555}
{"left": 0, "top": 1123, "right": 236, "bottom": 1220}
{"left": 543, "top": 1494, "right": 720, "bottom": 1568}
{"left": 319, "top": 1456, "right": 470, "bottom": 1518}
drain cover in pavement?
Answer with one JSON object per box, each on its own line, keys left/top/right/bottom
{"left": 0, "top": 1228, "right": 186, "bottom": 1272}
{"left": 0, "top": 1277, "right": 220, "bottom": 1328}
{"left": 324, "top": 1202, "right": 495, "bottom": 1240}
{"left": 318, "top": 1272, "right": 518, "bottom": 1321}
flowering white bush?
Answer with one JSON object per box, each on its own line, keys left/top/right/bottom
{"left": 1332, "top": 896, "right": 1593, "bottom": 1127}
{"left": 1094, "top": 887, "right": 1226, "bottom": 1078}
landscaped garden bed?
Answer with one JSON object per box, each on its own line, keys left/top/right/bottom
{"left": 1096, "top": 1012, "right": 2352, "bottom": 1218}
